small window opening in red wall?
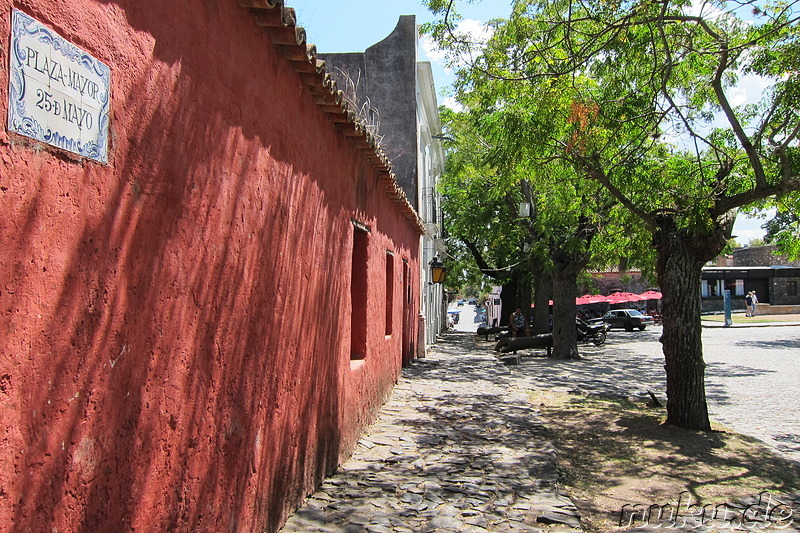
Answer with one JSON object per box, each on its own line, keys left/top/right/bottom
{"left": 350, "top": 224, "right": 369, "bottom": 360}
{"left": 385, "top": 251, "right": 394, "bottom": 336}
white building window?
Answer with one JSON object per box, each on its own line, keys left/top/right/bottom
{"left": 735, "top": 279, "right": 744, "bottom": 296}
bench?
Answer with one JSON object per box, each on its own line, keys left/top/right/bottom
{"left": 494, "top": 333, "right": 553, "bottom": 357}
{"left": 476, "top": 325, "right": 508, "bottom": 341}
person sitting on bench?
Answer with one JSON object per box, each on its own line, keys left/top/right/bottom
{"left": 510, "top": 307, "right": 531, "bottom": 338}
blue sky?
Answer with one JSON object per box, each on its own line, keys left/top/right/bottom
{"left": 294, "top": 0, "right": 769, "bottom": 242}
{"left": 294, "top": 0, "right": 511, "bottom": 103}
{"left": 293, "top": 1, "right": 509, "bottom": 54}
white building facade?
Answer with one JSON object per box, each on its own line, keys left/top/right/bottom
{"left": 416, "top": 61, "right": 447, "bottom": 352}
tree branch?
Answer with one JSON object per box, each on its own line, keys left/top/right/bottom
{"left": 574, "top": 152, "right": 658, "bottom": 233}
{"left": 462, "top": 239, "right": 508, "bottom": 280}
{"left": 709, "top": 42, "right": 769, "bottom": 189}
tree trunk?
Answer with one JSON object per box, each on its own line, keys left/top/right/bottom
{"left": 517, "top": 266, "right": 533, "bottom": 325}
{"left": 532, "top": 268, "right": 552, "bottom": 334}
{"left": 499, "top": 279, "right": 518, "bottom": 326}
{"left": 551, "top": 267, "right": 580, "bottom": 359}
{"left": 654, "top": 222, "right": 721, "bottom": 430}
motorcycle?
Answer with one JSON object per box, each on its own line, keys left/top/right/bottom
{"left": 576, "top": 317, "right": 607, "bottom": 345}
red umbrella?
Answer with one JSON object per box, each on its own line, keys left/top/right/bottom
{"left": 639, "top": 290, "right": 663, "bottom": 300}
{"left": 576, "top": 294, "right": 610, "bottom": 305}
{"left": 605, "top": 291, "right": 646, "bottom": 304}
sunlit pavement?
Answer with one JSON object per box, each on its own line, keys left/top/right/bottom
{"left": 502, "top": 324, "right": 800, "bottom": 463}
{"left": 281, "top": 330, "right": 582, "bottom": 532}
{"left": 281, "top": 320, "right": 799, "bottom": 532}
{"left": 447, "top": 303, "right": 483, "bottom": 334}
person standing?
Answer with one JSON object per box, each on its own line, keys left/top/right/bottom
{"left": 745, "top": 291, "right": 753, "bottom": 316}
{"left": 751, "top": 291, "right": 758, "bottom": 316}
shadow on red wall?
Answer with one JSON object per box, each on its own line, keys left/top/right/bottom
{"left": 0, "top": 1, "right": 397, "bottom": 531}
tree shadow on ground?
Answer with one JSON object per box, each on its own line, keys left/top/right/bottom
{"left": 536, "top": 392, "right": 800, "bottom": 532}
{"left": 280, "top": 332, "right": 575, "bottom": 532}
{"left": 734, "top": 338, "right": 800, "bottom": 350}
{"left": 282, "top": 329, "right": 800, "bottom": 532}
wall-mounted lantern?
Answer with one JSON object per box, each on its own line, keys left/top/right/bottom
{"left": 430, "top": 257, "right": 447, "bottom": 284}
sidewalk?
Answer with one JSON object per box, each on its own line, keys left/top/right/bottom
{"left": 701, "top": 313, "right": 800, "bottom": 327}
{"left": 279, "top": 332, "right": 582, "bottom": 533}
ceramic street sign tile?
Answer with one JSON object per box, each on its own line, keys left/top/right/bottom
{"left": 8, "top": 9, "right": 111, "bottom": 163}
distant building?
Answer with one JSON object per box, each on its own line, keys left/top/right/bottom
{"left": 701, "top": 245, "right": 800, "bottom": 312}
{"left": 582, "top": 269, "right": 649, "bottom": 296}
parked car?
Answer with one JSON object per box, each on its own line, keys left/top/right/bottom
{"left": 591, "top": 309, "right": 654, "bottom": 331}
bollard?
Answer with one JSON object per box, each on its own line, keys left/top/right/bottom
{"left": 723, "top": 289, "right": 733, "bottom": 327}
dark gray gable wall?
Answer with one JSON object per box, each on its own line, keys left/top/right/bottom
{"left": 320, "top": 15, "right": 420, "bottom": 209}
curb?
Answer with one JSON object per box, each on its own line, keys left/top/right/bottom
{"left": 701, "top": 321, "right": 800, "bottom": 328}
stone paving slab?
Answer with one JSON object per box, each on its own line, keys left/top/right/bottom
{"left": 281, "top": 324, "right": 800, "bottom": 532}
{"left": 280, "top": 332, "right": 582, "bottom": 533}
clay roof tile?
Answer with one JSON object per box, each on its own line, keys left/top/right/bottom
{"left": 239, "top": 0, "right": 425, "bottom": 234}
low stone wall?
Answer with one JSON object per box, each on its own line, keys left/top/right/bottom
{"left": 754, "top": 304, "right": 800, "bottom": 315}
{"left": 702, "top": 299, "right": 747, "bottom": 313}
{"left": 702, "top": 301, "right": 800, "bottom": 314}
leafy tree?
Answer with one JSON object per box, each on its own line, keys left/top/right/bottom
{"left": 764, "top": 193, "right": 800, "bottom": 259}
{"left": 438, "top": 107, "right": 546, "bottom": 330}
{"left": 426, "top": 0, "right": 800, "bottom": 428}
{"left": 439, "top": 71, "right": 650, "bottom": 357}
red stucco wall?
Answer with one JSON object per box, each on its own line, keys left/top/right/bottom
{"left": 0, "top": 1, "right": 420, "bottom": 531}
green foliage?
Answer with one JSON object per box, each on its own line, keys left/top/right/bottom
{"left": 430, "top": 0, "right": 665, "bottom": 291}
{"left": 427, "top": 0, "right": 800, "bottom": 277}
{"left": 720, "top": 238, "right": 740, "bottom": 256}
{"left": 425, "top": 0, "right": 800, "bottom": 429}
{"left": 764, "top": 192, "right": 800, "bottom": 260}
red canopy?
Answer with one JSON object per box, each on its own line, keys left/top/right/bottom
{"left": 605, "top": 291, "right": 646, "bottom": 304}
{"left": 639, "top": 290, "right": 663, "bottom": 300}
{"left": 535, "top": 292, "right": 653, "bottom": 306}
{"left": 576, "top": 294, "right": 610, "bottom": 305}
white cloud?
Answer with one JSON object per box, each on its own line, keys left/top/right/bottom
{"left": 732, "top": 228, "right": 766, "bottom": 244}
{"left": 421, "top": 33, "right": 446, "bottom": 62}
{"left": 732, "top": 209, "right": 775, "bottom": 243}
{"left": 729, "top": 73, "right": 773, "bottom": 107}
{"left": 442, "top": 96, "right": 463, "bottom": 112}
{"left": 685, "top": 0, "right": 726, "bottom": 21}
{"left": 420, "top": 19, "right": 494, "bottom": 68}
{"left": 456, "top": 19, "right": 494, "bottom": 45}
{"left": 420, "top": 19, "right": 494, "bottom": 109}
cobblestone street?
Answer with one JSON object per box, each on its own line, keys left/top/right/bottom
{"left": 552, "top": 323, "right": 800, "bottom": 461}
{"left": 694, "top": 324, "right": 800, "bottom": 461}
{"left": 281, "top": 322, "right": 800, "bottom": 532}
{"left": 280, "top": 332, "right": 582, "bottom": 533}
